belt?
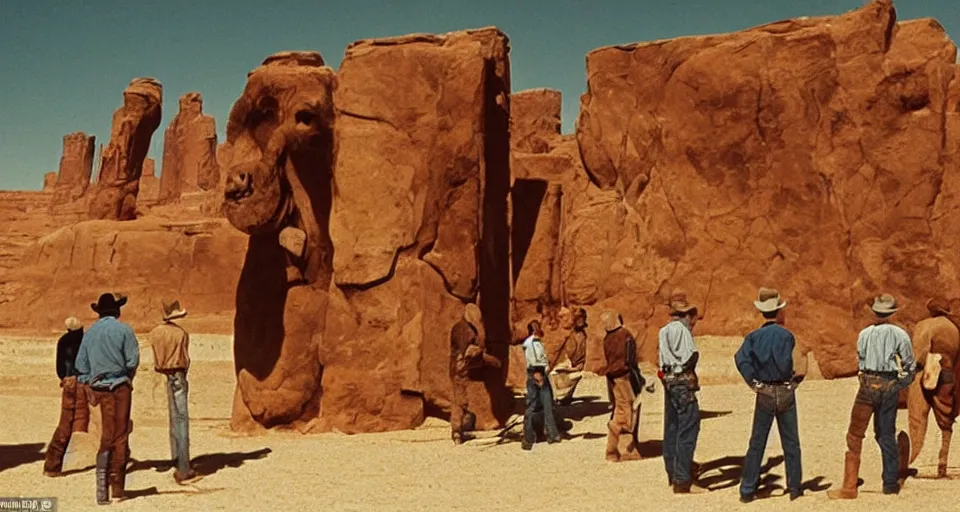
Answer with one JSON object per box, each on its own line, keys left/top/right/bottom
{"left": 862, "top": 370, "right": 898, "bottom": 379}
{"left": 758, "top": 380, "right": 791, "bottom": 386}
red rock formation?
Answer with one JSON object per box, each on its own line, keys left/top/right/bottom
{"left": 574, "top": 0, "right": 958, "bottom": 377}
{"left": 0, "top": 217, "right": 245, "bottom": 333}
{"left": 159, "top": 93, "right": 220, "bottom": 204}
{"left": 49, "top": 132, "right": 95, "bottom": 211}
{"left": 324, "top": 28, "right": 513, "bottom": 432}
{"left": 511, "top": 88, "right": 563, "bottom": 153}
{"left": 42, "top": 173, "right": 57, "bottom": 192}
{"left": 139, "top": 157, "right": 160, "bottom": 203}
{"left": 220, "top": 51, "right": 337, "bottom": 432}
{"left": 88, "top": 78, "right": 163, "bottom": 221}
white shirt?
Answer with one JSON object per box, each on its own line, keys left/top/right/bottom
{"left": 522, "top": 335, "right": 549, "bottom": 369}
{"left": 658, "top": 319, "right": 697, "bottom": 373}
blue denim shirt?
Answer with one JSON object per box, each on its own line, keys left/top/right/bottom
{"left": 76, "top": 316, "right": 140, "bottom": 389}
{"left": 735, "top": 322, "right": 795, "bottom": 385}
{"left": 857, "top": 323, "right": 915, "bottom": 374}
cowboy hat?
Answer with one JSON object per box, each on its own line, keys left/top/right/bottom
{"left": 64, "top": 317, "right": 82, "bottom": 332}
{"left": 871, "top": 294, "right": 899, "bottom": 315}
{"left": 601, "top": 310, "right": 623, "bottom": 332}
{"left": 668, "top": 292, "right": 698, "bottom": 315}
{"left": 91, "top": 293, "right": 127, "bottom": 314}
{"left": 162, "top": 299, "right": 188, "bottom": 322}
{"left": 754, "top": 287, "right": 787, "bottom": 313}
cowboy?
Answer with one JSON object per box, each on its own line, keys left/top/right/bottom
{"left": 550, "top": 307, "right": 589, "bottom": 404}
{"left": 519, "top": 320, "right": 561, "bottom": 450}
{"left": 76, "top": 293, "right": 139, "bottom": 504}
{"left": 43, "top": 317, "right": 91, "bottom": 477}
{"left": 734, "top": 288, "right": 807, "bottom": 503}
{"left": 599, "top": 311, "right": 641, "bottom": 462}
{"left": 147, "top": 299, "right": 202, "bottom": 484}
{"left": 828, "top": 293, "right": 916, "bottom": 499}
{"left": 448, "top": 303, "right": 501, "bottom": 444}
{"left": 659, "top": 292, "right": 703, "bottom": 494}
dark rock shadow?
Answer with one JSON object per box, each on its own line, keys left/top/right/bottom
{"left": 130, "top": 448, "right": 272, "bottom": 477}
{"left": 0, "top": 443, "right": 45, "bottom": 473}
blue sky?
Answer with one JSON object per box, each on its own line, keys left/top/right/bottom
{"left": 0, "top": 0, "right": 956, "bottom": 190}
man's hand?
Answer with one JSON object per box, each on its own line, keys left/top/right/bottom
{"left": 533, "top": 371, "right": 545, "bottom": 387}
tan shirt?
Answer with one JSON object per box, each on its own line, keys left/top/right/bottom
{"left": 149, "top": 322, "right": 190, "bottom": 373}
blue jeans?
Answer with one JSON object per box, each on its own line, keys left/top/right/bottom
{"left": 847, "top": 375, "right": 902, "bottom": 490}
{"left": 663, "top": 379, "right": 701, "bottom": 485}
{"left": 524, "top": 369, "right": 559, "bottom": 445}
{"left": 166, "top": 371, "right": 191, "bottom": 474}
{"left": 740, "top": 385, "right": 802, "bottom": 497}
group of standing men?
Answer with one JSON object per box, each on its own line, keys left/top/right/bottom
{"left": 42, "top": 293, "right": 200, "bottom": 505}
{"left": 449, "top": 286, "right": 925, "bottom": 502}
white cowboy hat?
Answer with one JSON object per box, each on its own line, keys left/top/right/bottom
{"left": 754, "top": 287, "right": 787, "bottom": 313}
{"left": 871, "top": 294, "right": 899, "bottom": 315}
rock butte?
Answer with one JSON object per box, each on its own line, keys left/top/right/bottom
{"left": 0, "top": 0, "right": 957, "bottom": 433}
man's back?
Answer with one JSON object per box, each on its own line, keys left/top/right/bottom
{"left": 736, "top": 323, "right": 795, "bottom": 383}
{"left": 149, "top": 321, "right": 190, "bottom": 373}
{"left": 78, "top": 317, "right": 139, "bottom": 386}
{"left": 56, "top": 329, "right": 84, "bottom": 379}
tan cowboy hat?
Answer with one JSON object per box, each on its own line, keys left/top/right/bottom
{"left": 162, "top": 299, "right": 188, "bottom": 321}
{"left": 754, "top": 287, "right": 787, "bottom": 313}
{"left": 871, "top": 293, "right": 899, "bottom": 315}
{"left": 64, "top": 317, "right": 82, "bottom": 332}
{"left": 463, "top": 303, "right": 482, "bottom": 328}
{"left": 601, "top": 310, "right": 622, "bottom": 332}
{"left": 668, "top": 292, "right": 697, "bottom": 315}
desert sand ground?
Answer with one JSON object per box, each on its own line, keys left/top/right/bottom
{"left": 1, "top": 334, "right": 957, "bottom": 512}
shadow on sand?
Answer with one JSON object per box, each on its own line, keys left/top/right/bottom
{"left": 130, "top": 448, "right": 272, "bottom": 477}
{"left": 0, "top": 443, "right": 46, "bottom": 473}
{"left": 694, "top": 454, "right": 832, "bottom": 498}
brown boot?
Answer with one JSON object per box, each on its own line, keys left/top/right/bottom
{"left": 827, "top": 451, "right": 860, "bottom": 500}
{"left": 605, "top": 420, "right": 621, "bottom": 461}
{"left": 897, "top": 430, "right": 910, "bottom": 488}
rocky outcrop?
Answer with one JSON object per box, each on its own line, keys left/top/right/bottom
{"left": 573, "top": 0, "right": 958, "bottom": 377}
{"left": 220, "top": 50, "right": 337, "bottom": 433}
{"left": 158, "top": 93, "right": 220, "bottom": 204}
{"left": 139, "top": 157, "right": 159, "bottom": 203}
{"left": 88, "top": 78, "right": 163, "bottom": 221}
{"left": 42, "top": 173, "right": 57, "bottom": 192}
{"left": 49, "top": 132, "right": 95, "bottom": 212}
{"left": 0, "top": 217, "right": 245, "bottom": 333}
{"left": 323, "top": 27, "right": 513, "bottom": 432}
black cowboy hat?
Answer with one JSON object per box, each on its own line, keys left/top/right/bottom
{"left": 91, "top": 293, "right": 128, "bottom": 314}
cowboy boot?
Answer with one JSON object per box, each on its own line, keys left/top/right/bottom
{"left": 109, "top": 471, "right": 126, "bottom": 502}
{"left": 95, "top": 451, "right": 110, "bottom": 505}
{"left": 896, "top": 430, "right": 911, "bottom": 489}
{"left": 827, "top": 451, "right": 860, "bottom": 499}
{"left": 605, "top": 421, "right": 620, "bottom": 462}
